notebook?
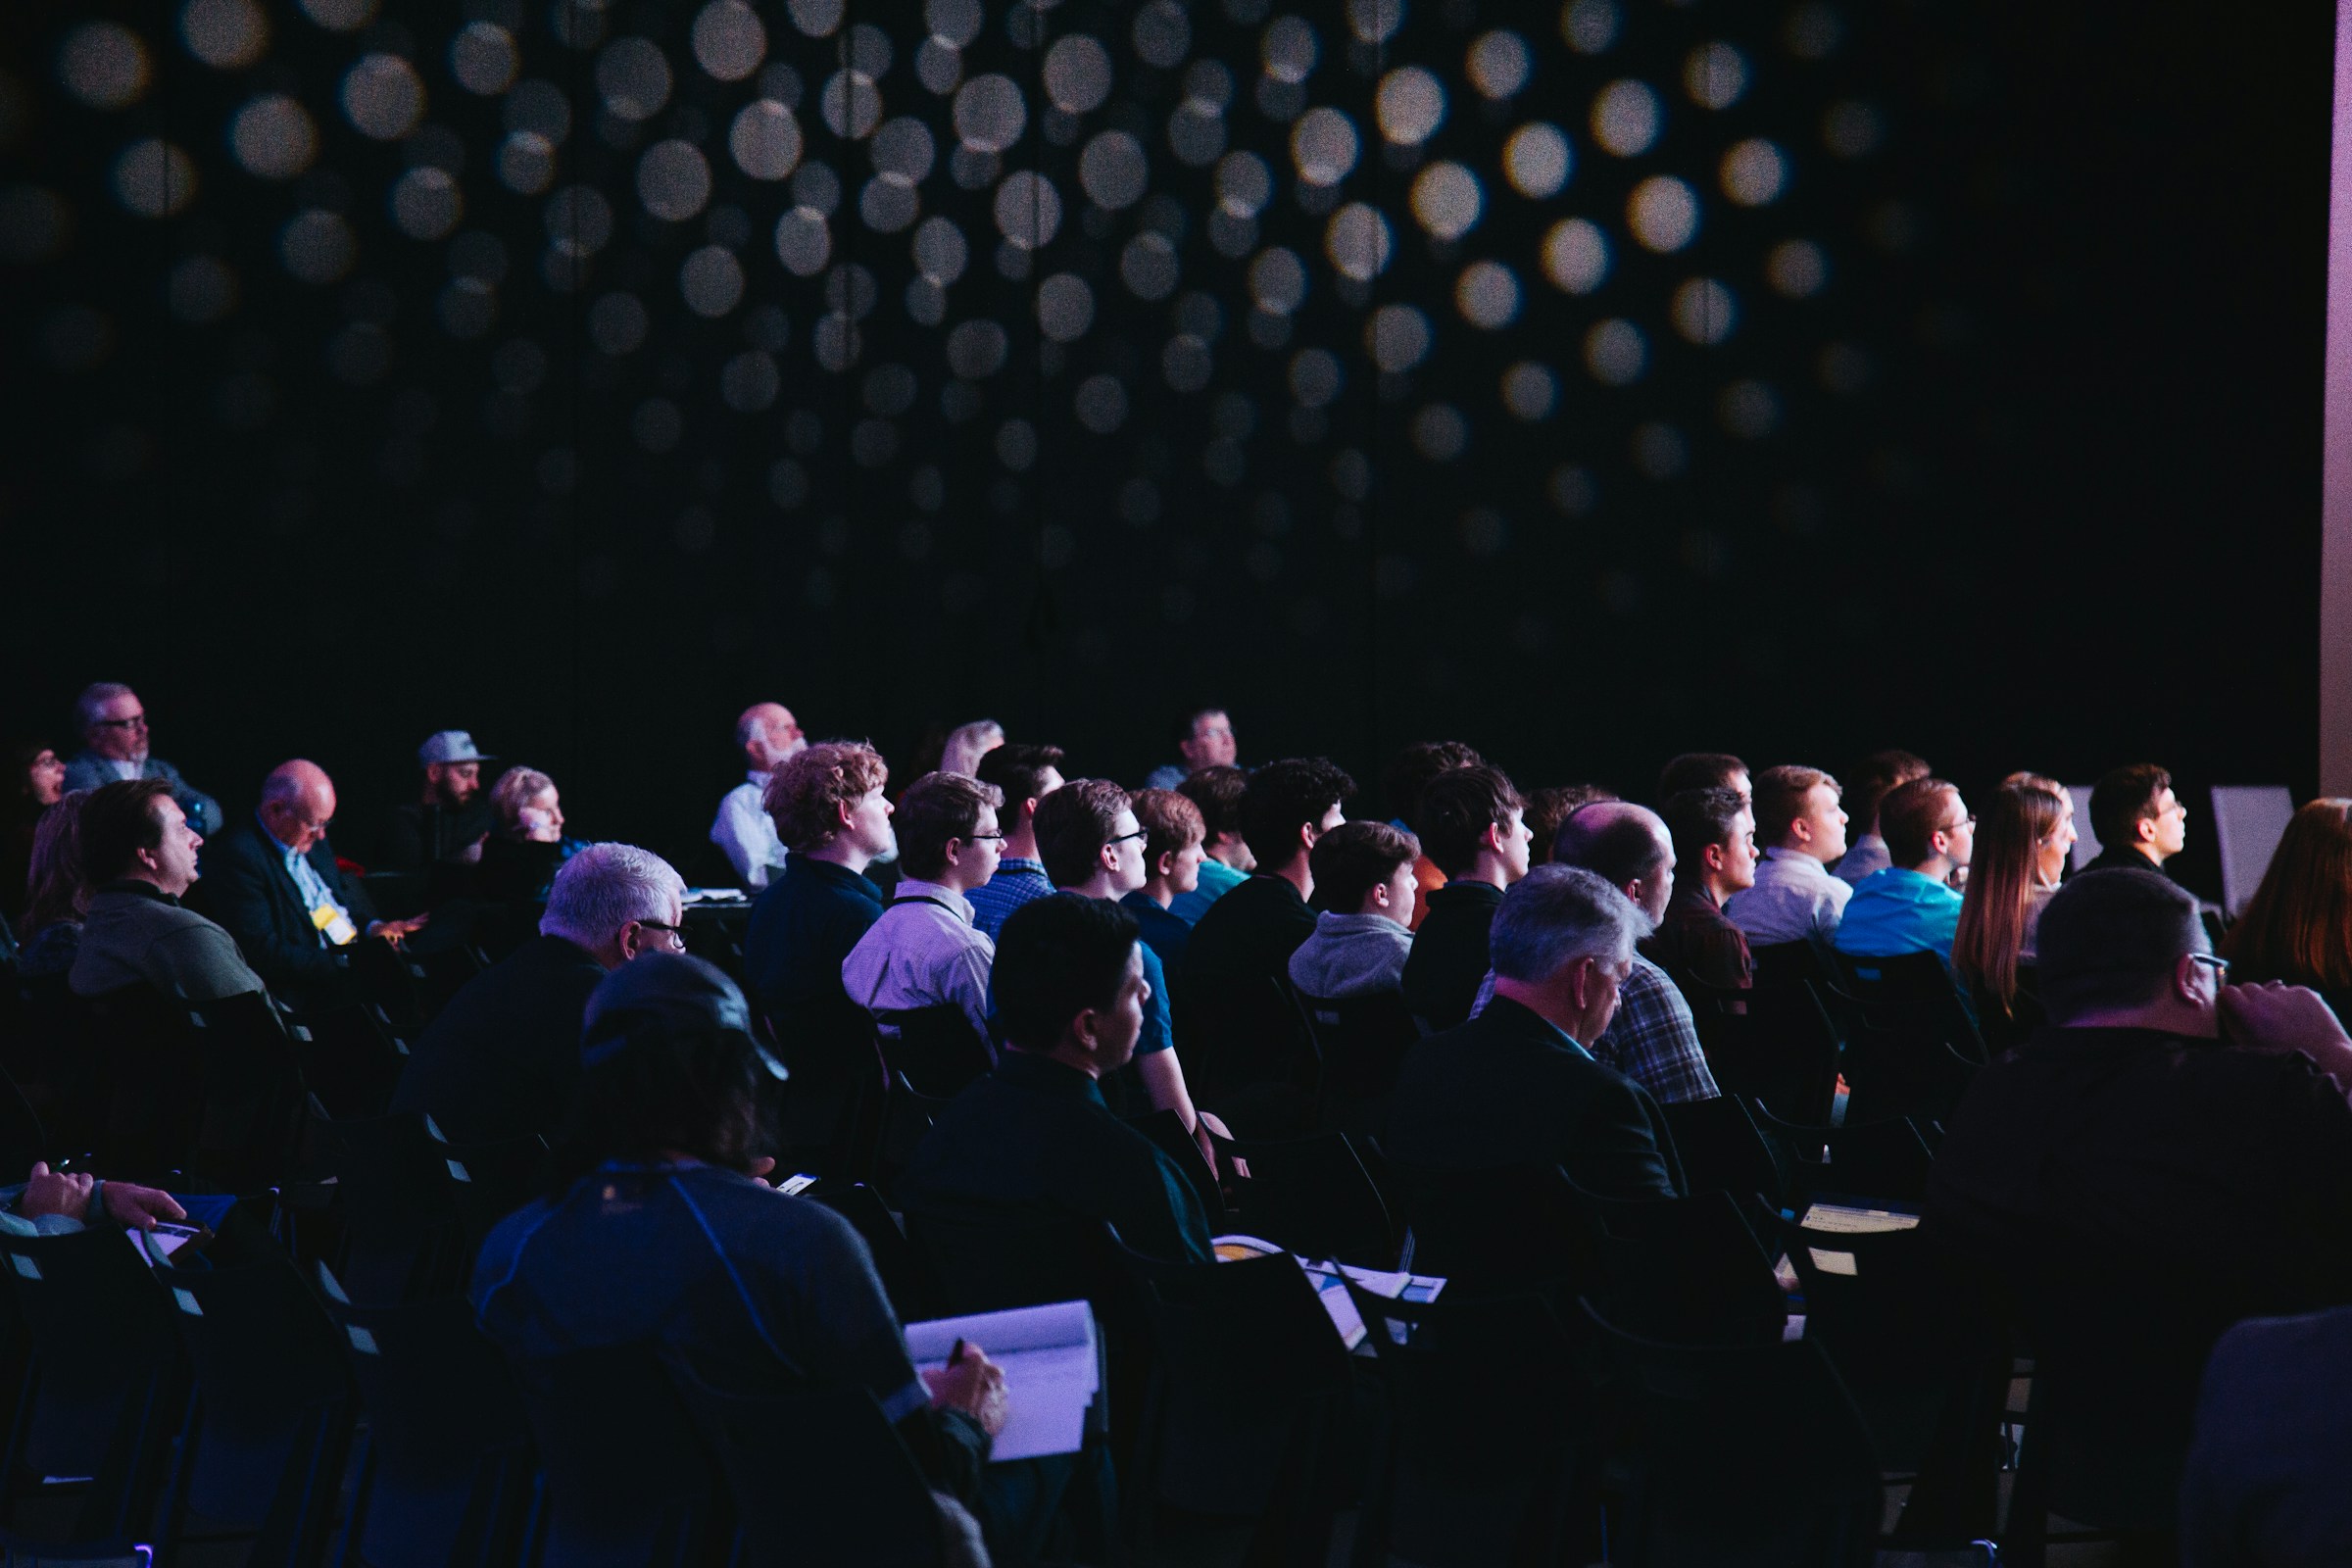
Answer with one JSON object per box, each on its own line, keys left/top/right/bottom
{"left": 905, "top": 1299, "right": 1100, "bottom": 1461}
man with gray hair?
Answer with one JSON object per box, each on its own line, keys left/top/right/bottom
{"left": 710, "top": 702, "right": 806, "bottom": 892}
{"left": 392, "top": 843, "right": 688, "bottom": 1142}
{"left": 60, "top": 682, "right": 221, "bottom": 836}
{"left": 1386, "top": 865, "right": 1686, "bottom": 1200}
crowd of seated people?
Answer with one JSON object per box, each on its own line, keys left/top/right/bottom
{"left": 17, "top": 683, "right": 2352, "bottom": 1563}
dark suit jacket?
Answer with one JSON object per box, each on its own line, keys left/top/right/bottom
{"left": 61, "top": 752, "right": 222, "bottom": 837}
{"left": 390, "top": 933, "right": 606, "bottom": 1143}
{"left": 1398, "top": 879, "right": 1504, "bottom": 1029}
{"left": 1384, "top": 997, "right": 1686, "bottom": 1200}
{"left": 2182, "top": 1305, "right": 2352, "bottom": 1568}
{"left": 195, "top": 822, "right": 376, "bottom": 1010}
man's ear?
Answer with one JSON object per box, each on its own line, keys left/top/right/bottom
{"left": 2137, "top": 814, "right": 2160, "bottom": 847}
{"left": 1153, "top": 849, "right": 1174, "bottom": 878}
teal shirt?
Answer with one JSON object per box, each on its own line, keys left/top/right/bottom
{"left": 1168, "top": 857, "right": 1247, "bottom": 925}
{"left": 1833, "top": 868, "right": 1964, "bottom": 960}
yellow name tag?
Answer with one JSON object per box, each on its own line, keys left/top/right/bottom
{"left": 312, "top": 904, "right": 359, "bottom": 946}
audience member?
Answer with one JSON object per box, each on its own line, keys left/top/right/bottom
{"left": 16, "top": 793, "right": 87, "bottom": 980}
{"left": 394, "top": 843, "right": 688, "bottom": 1142}
{"left": 1727, "top": 765, "right": 1851, "bottom": 946}
{"left": 1184, "top": 757, "right": 1355, "bottom": 998}
{"left": 4, "top": 741, "right": 66, "bottom": 924}
{"left": 1647, "top": 787, "right": 1757, "bottom": 992}
{"left": 967, "top": 743, "right": 1067, "bottom": 942}
{"left": 1382, "top": 742, "right": 1486, "bottom": 935}
{"left": 61, "top": 682, "right": 222, "bottom": 836}
{"left": 710, "top": 703, "right": 805, "bottom": 892}
{"left": 380, "top": 730, "right": 496, "bottom": 877}
{"left": 2181, "top": 1304, "right": 2352, "bottom": 1568}
{"left": 1400, "top": 765, "right": 1533, "bottom": 1029}
{"left": 939, "top": 719, "right": 1005, "bottom": 777}
{"left": 1836, "top": 777, "right": 1973, "bottom": 960}
{"left": 2224, "top": 798, "right": 2352, "bottom": 1023}
{"left": 1144, "top": 706, "right": 1238, "bottom": 791}
{"left": 200, "top": 760, "right": 426, "bottom": 1012}
{"left": 841, "top": 771, "right": 1004, "bottom": 1053}
{"left": 1386, "top": 865, "right": 1686, "bottom": 1200}
{"left": 1289, "top": 820, "right": 1420, "bottom": 1001}
{"left": 0, "top": 1160, "right": 186, "bottom": 1238}
{"left": 1837, "top": 749, "right": 1932, "bottom": 886}
{"left": 71, "top": 778, "right": 264, "bottom": 1001}
{"left": 476, "top": 765, "right": 578, "bottom": 909}
{"left": 1167, "top": 764, "right": 1253, "bottom": 923}
{"left": 2086, "top": 761, "right": 2190, "bottom": 877}
{"left": 471, "top": 953, "right": 1008, "bottom": 1527}
{"left": 1953, "top": 781, "right": 2072, "bottom": 1027}
{"left": 1121, "top": 788, "right": 1205, "bottom": 972}
{"left": 1523, "top": 785, "right": 1616, "bottom": 867}
{"left": 1657, "top": 752, "right": 1750, "bottom": 805}
{"left": 1550, "top": 803, "right": 1721, "bottom": 1104}
{"left": 898, "top": 895, "right": 1214, "bottom": 1264}
{"left": 743, "top": 743, "right": 894, "bottom": 1054}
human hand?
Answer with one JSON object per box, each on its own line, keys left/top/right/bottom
{"left": 518, "top": 808, "right": 562, "bottom": 844}
{"left": 19, "top": 1162, "right": 93, "bottom": 1223}
{"left": 102, "top": 1182, "right": 187, "bottom": 1232}
{"left": 922, "top": 1342, "right": 1009, "bottom": 1436}
{"left": 2220, "top": 982, "right": 2352, "bottom": 1057}
{"left": 366, "top": 915, "right": 430, "bottom": 949}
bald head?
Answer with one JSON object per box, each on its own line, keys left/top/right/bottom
{"left": 1552, "top": 800, "right": 1676, "bottom": 920}
{"left": 735, "top": 703, "right": 806, "bottom": 770}
{"left": 260, "top": 760, "right": 338, "bottom": 855}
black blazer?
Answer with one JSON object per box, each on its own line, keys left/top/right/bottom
{"left": 391, "top": 933, "right": 606, "bottom": 1143}
{"left": 195, "top": 821, "right": 376, "bottom": 1008}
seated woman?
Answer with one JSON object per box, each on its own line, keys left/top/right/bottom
{"left": 1953, "top": 781, "right": 2071, "bottom": 1053}
{"left": 471, "top": 954, "right": 1006, "bottom": 1546}
{"left": 16, "top": 791, "right": 89, "bottom": 981}
{"left": 472, "top": 766, "right": 583, "bottom": 955}
{"left": 2224, "top": 798, "right": 2352, "bottom": 1024}
{"left": 3, "top": 740, "right": 67, "bottom": 927}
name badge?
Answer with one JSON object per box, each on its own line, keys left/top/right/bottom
{"left": 313, "top": 904, "right": 359, "bottom": 946}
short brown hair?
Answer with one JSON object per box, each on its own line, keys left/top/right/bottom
{"left": 975, "top": 742, "right": 1065, "bottom": 809}
{"left": 1849, "top": 750, "right": 1930, "bottom": 832}
{"left": 1662, "top": 787, "right": 1748, "bottom": 861}
{"left": 1752, "top": 765, "right": 1839, "bottom": 847}
{"left": 1131, "top": 788, "right": 1204, "bottom": 868}
{"left": 1034, "top": 778, "right": 1130, "bottom": 888}
{"left": 1177, "top": 764, "right": 1248, "bottom": 842}
{"left": 894, "top": 771, "right": 1004, "bottom": 881}
{"left": 1383, "top": 741, "right": 1484, "bottom": 832}
{"left": 1658, "top": 752, "right": 1746, "bottom": 803}
{"left": 1880, "top": 777, "right": 1961, "bottom": 868}
{"left": 1417, "top": 764, "right": 1524, "bottom": 877}
{"left": 764, "top": 742, "right": 889, "bottom": 853}
{"left": 1524, "top": 786, "right": 1615, "bottom": 861}
{"left": 1310, "top": 820, "right": 1419, "bottom": 911}
{"left": 79, "top": 778, "right": 174, "bottom": 883}
{"left": 2039, "top": 868, "right": 2204, "bottom": 1019}
{"left": 2090, "top": 763, "right": 2172, "bottom": 852}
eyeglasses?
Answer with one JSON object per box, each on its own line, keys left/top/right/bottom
{"left": 1108, "top": 829, "right": 1149, "bottom": 848}
{"left": 1936, "top": 814, "right": 1977, "bottom": 834}
{"left": 961, "top": 831, "right": 1007, "bottom": 843}
{"left": 2188, "top": 952, "right": 2230, "bottom": 979}
{"left": 92, "top": 713, "right": 148, "bottom": 730}
{"left": 635, "top": 919, "right": 688, "bottom": 951}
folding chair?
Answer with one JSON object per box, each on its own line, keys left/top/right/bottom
{"left": 1176, "top": 976, "right": 1322, "bottom": 1137}
{"left": 1840, "top": 1017, "right": 1983, "bottom": 1129}
{"left": 1296, "top": 990, "right": 1420, "bottom": 1136}
{"left": 806, "top": 1180, "right": 939, "bottom": 1322}
{"left": 1747, "top": 1103, "right": 1936, "bottom": 1206}
{"left": 1659, "top": 1094, "right": 1787, "bottom": 1208}
{"left": 286, "top": 1002, "right": 413, "bottom": 1121}
{"left": 325, "top": 1112, "right": 477, "bottom": 1304}
{"left": 1385, "top": 1158, "right": 1594, "bottom": 1298}
{"left": 1124, "top": 1107, "right": 1226, "bottom": 1224}
{"left": 83, "top": 985, "right": 206, "bottom": 1182}
{"left": 1580, "top": 1188, "right": 1788, "bottom": 1345}
{"left": 1690, "top": 978, "right": 1843, "bottom": 1126}
{"left": 513, "top": 1342, "right": 728, "bottom": 1568}
{"left": 878, "top": 1003, "right": 993, "bottom": 1098}
{"left": 1216, "top": 1129, "right": 1396, "bottom": 1267}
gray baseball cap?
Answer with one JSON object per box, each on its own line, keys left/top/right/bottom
{"left": 418, "top": 730, "right": 495, "bottom": 766}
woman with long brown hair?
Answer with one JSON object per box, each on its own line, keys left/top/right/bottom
{"left": 1954, "top": 781, "right": 2072, "bottom": 1044}
{"left": 2224, "top": 799, "right": 2352, "bottom": 1022}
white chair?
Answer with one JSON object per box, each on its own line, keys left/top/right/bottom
{"left": 2211, "top": 786, "right": 2297, "bottom": 916}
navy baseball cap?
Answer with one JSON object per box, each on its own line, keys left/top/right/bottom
{"left": 581, "top": 952, "right": 787, "bottom": 1081}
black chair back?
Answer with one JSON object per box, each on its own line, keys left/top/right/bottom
{"left": 1582, "top": 1188, "right": 1789, "bottom": 1345}
{"left": 1748, "top": 1103, "right": 1937, "bottom": 1207}
{"left": 1388, "top": 1158, "right": 1594, "bottom": 1297}
{"left": 1690, "top": 979, "right": 1843, "bottom": 1126}
{"left": 84, "top": 985, "right": 205, "bottom": 1180}
{"left": 514, "top": 1343, "right": 725, "bottom": 1568}
{"left": 1221, "top": 1129, "right": 1395, "bottom": 1267}
{"left": 807, "top": 1180, "right": 939, "bottom": 1322}
{"left": 285, "top": 1002, "right": 412, "bottom": 1120}
{"left": 1178, "top": 975, "right": 1321, "bottom": 1132}
{"left": 1297, "top": 990, "right": 1420, "bottom": 1132}
{"left": 1659, "top": 1095, "right": 1787, "bottom": 1207}
{"left": 879, "top": 1004, "right": 993, "bottom": 1098}
{"left": 1841, "top": 1018, "right": 1983, "bottom": 1128}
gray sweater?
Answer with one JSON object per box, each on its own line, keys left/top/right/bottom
{"left": 1287, "top": 911, "right": 1414, "bottom": 1002}
{"left": 71, "top": 883, "right": 267, "bottom": 1002}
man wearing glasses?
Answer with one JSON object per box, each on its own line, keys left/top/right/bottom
{"left": 2083, "top": 761, "right": 2191, "bottom": 879}
{"left": 1835, "top": 776, "right": 1975, "bottom": 962}
{"left": 61, "top": 681, "right": 221, "bottom": 836}
{"left": 842, "top": 771, "right": 1005, "bottom": 1056}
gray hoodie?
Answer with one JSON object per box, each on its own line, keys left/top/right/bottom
{"left": 1287, "top": 910, "right": 1413, "bottom": 1002}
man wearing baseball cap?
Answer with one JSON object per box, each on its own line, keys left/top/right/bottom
{"left": 380, "top": 729, "right": 496, "bottom": 878}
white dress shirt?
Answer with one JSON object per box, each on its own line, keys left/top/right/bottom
{"left": 710, "top": 771, "right": 788, "bottom": 891}
{"left": 1834, "top": 834, "right": 1891, "bottom": 887}
{"left": 1726, "top": 847, "right": 1852, "bottom": 946}
{"left": 841, "top": 879, "right": 997, "bottom": 1054}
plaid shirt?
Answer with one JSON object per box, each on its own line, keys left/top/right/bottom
{"left": 1591, "top": 955, "right": 1720, "bottom": 1104}
{"left": 966, "top": 858, "right": 1055, "bottom": 943}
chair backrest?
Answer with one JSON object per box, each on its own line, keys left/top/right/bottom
{"left": 1748, "top": 939, "right": 1830, "bottom": 992}
{"left": 1180, "top": 974, "right": 1322, "bottom": 1106}
{"left": 1747, "top": 1103, "right": 1936, "bottom": 1208}
{"left": 186, "top": 990, "right": 311, "bottom": 1190}
{"left": 807, "top": 1181, "right": 939, "bottom": 1323}
{"left": 513, "top": 1343, "right": 724, "bottom": 1568}
{"left": 284, "top": 1003, "right": 410, "bottom": 1121}
{"left": 325, "top": 1111, "right": 475, "bottom": 1304}
{"left": 1387, "top": 1158, "right": 1593, "bottom": 1297}
{"left": 1583, "top": 1188, "right": 1789, "bottom": 1345}
{"left": 1298, "top": 990, "right": 1420, "bottom": 1117}
{"left": 905, "top": 1206, "right": 1133, "bottom": 1327}
{"left": 1840, "top": 1018, "right": 1982, "bottom": 1129}
{"left": 879, "top": 1004, "right": 993, "bottom": 1098}
{"left": 85, "top": 985, "right": 206, "bottom": 1179}
{"left": 2211, "top": 785, "right": 2296, "bottom": 916}
{"left": 1123, "top": 1107, "right": 1225, "bottom": 1223}
{"left": 1222, "top": 1130, "right": 1395, "bottom": 1267}
{"left": 1660, "top": 1095, "right": 1786, "bottom": 1208}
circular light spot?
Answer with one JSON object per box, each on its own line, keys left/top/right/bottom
{"left": 60, "top": 24, "right": 150, "bottom": 110}
{"left": 1786, "top": 4, "right": 1843, "bottom": 60}
{"left": 1375, "top": 67, "right": 1445, "bottom": 146}
{"left": 1632, "top": 424, "right": 1687, "bottom": 479}
{"left": 788, "top": 0, "right": 844, "bottom": 37}
{"left": 693, "top": 0, "right": 767, "bottom": 80}
{"left": 392, "top": 166, "right": 462, "bottom": 239}
{"left": 499, "top": 132, "right": 557, "bottom": 194}
{"left": 590, "top": 291, "right": 648, "bottom": 355}
{"left": 1628, "top": 174, "right": 1698, "bottom": 251}
{"left": 1075, "top": 374, "right": 1128, "bottom": 434}
{"left": 1591, "top": 79, "right": 1658, "bottom": 157}
{"left": 545, "top": 184, "right": 613, "bottom": 255}
{"left": 507, "top": 79, "right": 571, "bottom": 141}
{"left": 1503, "top": 122, "right": 1570, "bottom": 198}
{"left": 1721, "top": 139, "right": 1787, "bottom": 206}
{"left": 916, "top": 39, "right": 961, "bottom": 95}
{"left": 1162, "top": 334, "right": 1212, "bottom": 392}
{"left": 948, "top": 318, "right": 1007, "bottom": 377}
{"left": 1045, "top": 34, "right": 1112, "bottom": 114}
{"left": 1543, "top": 218, "right": 1609, "bottom": 293}
{"left": 638, "top": 140, "right": 711, "bottom": 220}
{"left": 1250, "top": 247, "right": 1306, "bottom": 315}
{"left": 1036, "top": 271, "right": 1094, "bottom": 341}
{"left": 861, "top": 176, "right": 919, "bottom": 231}
{"left": 1349, "top": 0, "right": 1403, "bottom": 44}
{"left": 872, "top": 117, "right": 935, "bottom": 181}
{"left": 598, "top": 38, "right": 671, "bottom": 122}
{"left": 1367, "top": 303, "right": 1430, "bottom": 372}
{"left": 169, "top": 256, "right": 238, "bottom": 323}
{"left": 451, "top": 24, "right": 518, "bottom": 95}
{"left": 439, "top": 278, "right": 495, "bottom": 339}
{"left": 994, "top": 170, "right": 1060, "bottom": 249}
{"left": 1324, "top": 202, "right": 1391, "bottom": 280}
{"left": 731, "top": 100, "right": 803, "bottom": 179}
{"left": 774, "top": 206, "right": 831, "bottom": 274}
{"left": 954, "top": 74, "right": 1026, "bottom": 152}
{"left": 1215, "top": 151, "right": 1272, "bottom": 218}
{"left": 1823, "top": 101, "right": 1883, "bottom": 158}
{"left": 821, "top": 70, "right": 883, "bottom": 139}
{"left": 281, "top": 209, "right": 356, "bottom": 283}
{"left": 1561, "top": 0, "right": 1619, "bottom": 54}
{"left": 1500, "top": 362, "right": 1556, "bottom": 418}
{"left": 845, "top": 24, "right": 892, "bottom": 76}
{"left": 1584, "top": 318, "right": 1644, "bottom": 384}
{"left": 722, "top": 352, "right": 778, "bottom": 412}
{"left": 1466, "top": 31, "right": 1530, "bottom": 99}
{"left": 1134, "top": 1, "right": 1192, "bottom": 67}
{"left": 343, "top": 54, "right": 425, "bottom": 140}
{"left": 229, "top": 95, "right": 316, "bottom": 179}
{"left": 1455, "top": 260, "right": 1519, "bottom": 328}
{"left": 913, "top": 215, "right": 967, "bottom": 282}
{"left": 930, "top": 0, "right": 984, "bottom": 47}
{"left": 1685, "top": 42, "right": 1747, "bottom": 109}
{"left": 114, "top": 140, "right": 197, "bottom": 217}
{"left": 1121, "top": 231, "right": 1180, "bottom": 298}
{"left": 1719, "top": 379, "right": 1780, "bottom": 438}
{"left": 1290, "top": 107, "right": 1358, "bottom": 187}
{"left": 678, "top": 246, "right": 744, "bottom": 317}
{"left": 1412, "top": 405, "right": 1467, "bottom": 462}
{"left": 1290, "top": 347, "right": 1342, "bottom": 407}
{"left": 1261, "top": 16, "right": 1317, "bottom": 84}
{"left": 1672, "top": 276, "right": 1736, "bottom": 343}
{"left": 1409, "top": 162, "right": 1482, "bottom": 240}
{"left": 181, "top": 0, "right": 268, "bottom": 69}
{"left": 1767, "top": 238, "right": 1827, "bottom": 297}
{"left": 298, "top": 0, "right": 376, "bottom": 30}
{"left": 1079, "top": 129, "right": 1148, "bottom": 209}
{"left": 1169, "top": 102, "right": 1227, "bottom": 168}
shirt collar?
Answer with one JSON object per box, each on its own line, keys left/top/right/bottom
{"left": 893, "top": 878, "right": 974, "bottom": 922}
{"left": 1481, "top": 995, "right": 1594, "bottom": 1060}
{"left": 998, "top": 1048, "right": 1109, "bottom": 1107}
{"left": 100, "top": 878, "right": 178, "bottom": 906}
{"left": 1761, "top": 846, "right": 1832, "bottom": 875}
{"left": 995, "top": 857, "right": 1049, "bottom": 878}
{"left": 257, "top": 809, "right": 304, "bottom": 859}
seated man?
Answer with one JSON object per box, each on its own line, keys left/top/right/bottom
{"left": 2182, "top": 1304, "right": 2352, "bottom": 1567}
{"left": 897, "top": 894, "right": 1214, "bottom": 1264}
{"left": 841, "top": 771, "right": 1004, "bottom": 1054}
{"left": 199, "top": 760, "right": 426, "bottom": 1013}
{"left": 1400, "top": 765, "right": 1534, "bottom": 1029}
{"left": 1647, "top": 787, "right": 1756, "bottom": 992}
{"left": 61, "top": 681, "right": 222, "bottom": 836}
{"left": 1382, "top": 741, "right": 1486, "bottom": 933}
{"left": 1288, "top": 820, "right": 1420, "bottom": 1001}
{"left": 1121, "top": 788, "right": 1204, "bottom": 972}
{"left": 1836, "top": 777, "right": 1972, "bottom": 960}
{"left": 0, "top": 1160, "right": 184, "bottom": 1238}
{"left": 1657, "top": 752, "right": 1750, "bottom": 806}
{"left": 1836, "top": 749, "right": 1930, "bottom": 887}
{"left": 2085, "top": 761, "right": 2190, "bottom": 878}
{"left": 393, "top": 843, "right": 687, "bottom": 1142}
{"left": 743, "top": 743, "right": 894, "bottom": 1066}
{"left": 380, "top": 730, "right": 496, "bottom": 877}
{"left": 1144, "top": 706, "right": 1238, "bottom": 791}
{"left": 1727, "top": 764, "right": 1851, "bottom": 946}
{"left": 1386, "top": 865, "right": 1685, "bottom": 1200}
{"left": 71, "top": 778, "right": 266, "bottom": 1001}
{"left": 966, "top": 743, "right": 1066, "bottom": 942}
{"left": 1184, "top": 757, "right": 1355, "bottom": 995}
{"left": 710, "top": 703, "right": 805, "bottom": 892}
{"left": 1167, "top": 764, "right": 1253, "bottom": 923}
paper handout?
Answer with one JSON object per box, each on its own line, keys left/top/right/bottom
{"left": 1211, "top": 1235, "right": 1446, "bottom": 1349}
{"left": 905, "top": 1299, "right": 1100, "bottom": 1462}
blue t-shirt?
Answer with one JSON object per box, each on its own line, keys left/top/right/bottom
{"left": 1834, "top": 868, "right": 1964, "bottom": 960}
{"left": 1168, "top": 857, "right": 1247, "bottom": 926}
